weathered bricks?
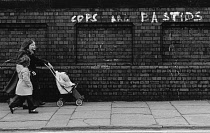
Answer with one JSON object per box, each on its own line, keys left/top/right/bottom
{"left": 0, "top": 8, "right": 210, "bottom": 101}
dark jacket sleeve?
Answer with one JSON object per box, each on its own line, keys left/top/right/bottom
{"left": 30, "top": 55, "right": 48, "bottom": 66}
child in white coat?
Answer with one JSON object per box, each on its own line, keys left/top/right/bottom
{"left": 9, "top": 55, "right": 38, "bottom": 114}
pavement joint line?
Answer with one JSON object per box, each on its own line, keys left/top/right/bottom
{"left": 83, "top": 118, "right": 92, "bottom": 126}
{"left": 110, "top": 101, "right": 113, "bottom": 125}
{"left": 146, "top": 102, "right": 158, "bottom": 125}
{"left": 169, "top": 101, "right": 190, "bottom": 125}
{"left": 67, "top": 105, "right": 78, "bottom": 126}
{"left": 45, "top": 106, "right": 60, "bottom": 127}
{"left": 0, "top": 110, "right": 9, "bottom": 121}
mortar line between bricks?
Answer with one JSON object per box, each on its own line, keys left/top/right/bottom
{"left": 169, "top": 101, "right": 191, "bottom": 125}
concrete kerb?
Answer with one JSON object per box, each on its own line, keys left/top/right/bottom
{"left": 2, "top": 125, "right": 210, "bottom": 131}
{"left": 41, "top": 125, "right": 162, "bottom": 131}
{"left": 41, "top": 125, "right": 210, "bottom": 131}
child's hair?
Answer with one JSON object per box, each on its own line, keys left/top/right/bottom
{"left": 18, "top": 55, "right": 30, "bottom": 67}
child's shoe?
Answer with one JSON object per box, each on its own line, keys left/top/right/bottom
{"left": 9, "top": 107, "right": 15, "bottom": 114}
{"left": 29, "top": 109, "right": 38, "bottom": 114}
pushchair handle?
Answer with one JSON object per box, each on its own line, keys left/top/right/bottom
{"left": 72, "top": 83, "right": 78, "bottom": 89}
{"left": 45, "top": 62, "right": 53, "bottom": 68}
{"left": 45, "top": 63, "right": 56, "bottom": 75}
{"left": 45, "top": 63, "right": 78, "bottom": 94}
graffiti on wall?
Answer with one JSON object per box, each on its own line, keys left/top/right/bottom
{"left": 71, "top": 14, "right": 98, "bottom": 23}
{"left": 70, "top": 11, "right": 202, "bottom": 23}
{"left": 111, "top": 15, "right": 130, "bottom": 22}
{"left": 141, "top": 11, "right": 202, "bottom": 23}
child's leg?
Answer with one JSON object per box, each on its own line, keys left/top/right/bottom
{"left": 26, "top": 95, "right": 36, "bottom": 111}
{"left": 26, "top": 95, "right": 38, "bottom": 113}
{"left": 9, "top": 95, "right": 24, "bottom": 108}
{"left": 9, "top": 96, "right": 25, "bottom": 113}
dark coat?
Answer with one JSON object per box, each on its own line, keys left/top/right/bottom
{"left": 3, "top": 71, "right": 18, "bottom": 94}
{"left": 27, "top": 52, "right": 48, "bottom": 91}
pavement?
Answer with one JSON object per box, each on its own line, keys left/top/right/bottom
{"left": 1, "top": 100, "right": 210, "bottom": 131}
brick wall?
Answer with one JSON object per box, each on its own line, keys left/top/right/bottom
{"left": 0, "top": 8, "right": 210, "bottom": 102}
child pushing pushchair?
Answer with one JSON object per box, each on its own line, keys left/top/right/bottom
{"left": 45, "top": 63, "right": 84, "bottom": 107}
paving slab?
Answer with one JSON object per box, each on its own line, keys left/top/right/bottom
{"left": 171, "top": 101, "right": 210, "bottom": 106}
{"left": 146, "top": 101, "right": 171, "bottom": 105}
{"left": 71, "top": 110, "right": 110, "bottom": 119}
{"left": 46, "top": 114, "right": 71, "bottom": 127}
{"left": 112, "top": 101, "right": 148, "bottom": 108}
{"left": 155, "top": 117, "right": 189, "bottom": 126}
{"left": 59, "top": 105, "right": 77, "bottom": 109}
{"left": 174, "top": 106, "right": 210, "bottom": 114}
{"left": 111, "top": 114, "right": 156, "bottom": 126}
{"left": 151, "top": 110, "right": 181, "bottom": 118}
{"left": 183, "top": 114, "right": 210, "bottom": 126}
{"left": 112, "top": 107, "right": 151, "bottom": 114}
{"left": 82, "top": 102, "right": 112, "bottom": 106}
{"left": 67, "top": 118, "right": 110, "bottom": 127}
{"left": 147, "top": 102, "right": 175, "bottom": 110}
{"left": 67, "top": 119, "right": 90, "bottom": 127}
{"left": 0, "top": 121, "right": 47, "bottom": 129}
{"left": 55, "top": 108, "right": 75, "bottom": 114}
{"left": 0, "top": 103, "right": 9, "bottom": 111}
{"left": 0, "top": 111, "right": 9, "bottom": 119}
{"left": 76, "top": 105, "right": 111, "bottom": 111}
{"left": 0, "top": 111, "right": 54, "bottom": 122}
{"left": 82, "top": 118, "right": 110, "bottom": 126}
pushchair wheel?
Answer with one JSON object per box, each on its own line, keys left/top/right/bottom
{"left": 57, "top": 99, "right": 64, "bottom": 107}
{"left": 76, "top": 99, "right": 83, "bottom": 106}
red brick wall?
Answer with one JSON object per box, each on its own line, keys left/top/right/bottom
{"left": 0, "top": 8, "right": 210, "bottom": 102}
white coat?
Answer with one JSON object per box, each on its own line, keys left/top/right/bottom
{"left": 15, "top": 64, "right": 33, "bottom": 96}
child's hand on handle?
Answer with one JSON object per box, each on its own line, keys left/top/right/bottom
{"left": 32, "top": 71, "right": 36, "bottom": 76}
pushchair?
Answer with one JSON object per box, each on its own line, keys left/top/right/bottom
{"left": 45, "top": 63, "right": 84, "bottom": 107}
